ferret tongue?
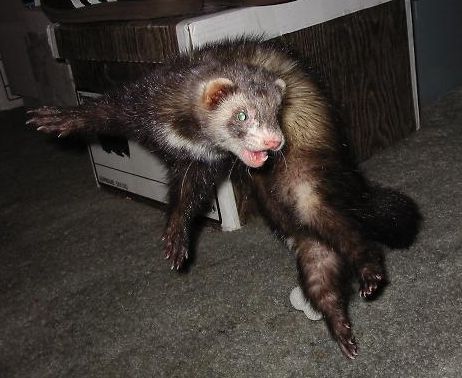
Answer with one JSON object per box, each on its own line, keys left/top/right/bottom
{"left": 241, "top": 150, "right": 269, "bottom": 168}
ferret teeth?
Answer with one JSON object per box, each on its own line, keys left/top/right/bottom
{"left": 241, "top": 149, "right": 270, "bottom": 168}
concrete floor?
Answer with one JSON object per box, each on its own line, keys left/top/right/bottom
{"left": 1, "top": 89, "right": 461, "bottom": 377}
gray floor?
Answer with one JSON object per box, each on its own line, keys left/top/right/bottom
{"left": 1, "top": 89, "right": 461, "bottom": 377}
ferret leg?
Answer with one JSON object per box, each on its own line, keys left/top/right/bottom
{"left": 288, "top": 179, "right": 386, "bottom": 299}
{"left": 27, "top": 106, "right": 93, "bottom": 137}
{"left": 310, "top": 206, "right": 386, "bottom": 300}
{"left": 27, "top": 101, "right": 138, "bottom": 138}
{"left": 294, "top": 236, "right": 358, "bottom": 359}
{"left": 163, "top": 161, "right": 221, "bottom": 270}
{"left": 252, "top": 174, "right": 358, "bottom": 358}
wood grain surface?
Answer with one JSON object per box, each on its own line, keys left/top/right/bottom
{"left": 54, "top": 20, "right": 180, "bottom": 63}
{"left": 279, "top": 0, "right": 416, "bottom": 160}
{"left": 70, "top": 60, "right": 158, "bottom": 93}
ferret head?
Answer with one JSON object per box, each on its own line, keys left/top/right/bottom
{"left": 197, "top": 69, "right": 286, "bottom": 168}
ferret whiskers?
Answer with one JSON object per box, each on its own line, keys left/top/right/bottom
{"left": 228, "top": 157, "right": 239, "bottom": 179}
{"left": 180, "top": 161, "right": 193, "bottom": 198}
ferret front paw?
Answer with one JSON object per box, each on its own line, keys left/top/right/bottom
{"left": 162, "top": 228, "right": 189, "bottom": 271}
{"left": 27, "top": 106, "right": 78, "bottom": 137}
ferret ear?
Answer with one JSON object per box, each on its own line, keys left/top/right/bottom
{"left": 274, "top": 78, "right": 286, "bottom": 94}
{"left": 202, "top": 78, "right": 235, "bottom": 109}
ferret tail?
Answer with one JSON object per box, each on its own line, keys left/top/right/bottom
{"left": 353, "top": 185, "right": 422, "bottom": 249}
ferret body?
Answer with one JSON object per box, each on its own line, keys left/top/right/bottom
{"left": 28, "top": 38, "right": 421, "bottom": 359}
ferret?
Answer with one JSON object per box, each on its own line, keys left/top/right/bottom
{"left": 28, "top": 55, "right": 287, "bottom": 267}
{"left": 27, "top": 38, "right": 421, "bottom": 359}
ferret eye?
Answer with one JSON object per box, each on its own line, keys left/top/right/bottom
{"left": 236, "top": 111, "right": 247, "bottom": 122}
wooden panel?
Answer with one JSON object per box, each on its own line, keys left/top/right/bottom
{"left": 70, "top": 60, "right": 158, "bottom": 93}
{"left": 53, "top": 19, "right": 180, "bottom": 63}
{"left": 279, "top": 0, "right": 415, "bottom": 160}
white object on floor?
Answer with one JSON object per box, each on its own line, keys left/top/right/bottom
{"left": 289, "top": 286, "right": 323, "bottom": 321}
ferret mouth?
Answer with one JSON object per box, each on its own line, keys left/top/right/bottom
{"left": 240, "top": 149, "right": 269, "bottom": 168}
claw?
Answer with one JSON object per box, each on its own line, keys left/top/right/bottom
{"left": 163, "top": 229, "right": 189, "bottom": 271}
{"left": 340, "top": 342, "right": 358, "bottom": 360}
{"left": 359, "top": 267, "right": 385, "bottom": 300}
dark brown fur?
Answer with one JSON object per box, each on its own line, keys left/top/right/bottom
{"left": 212, "top": 39, "right": 420, "bottom": 358}
{"left": 27, "top": 38, "right": 421, "bottom": 359}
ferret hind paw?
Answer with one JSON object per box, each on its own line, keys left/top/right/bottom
{"left": 359, "top": 268, "right": 386, "bottom": 300}
{"left": 162, "top": 231, "right": 189, "bottom": 271}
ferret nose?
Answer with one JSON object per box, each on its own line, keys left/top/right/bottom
{"left": 264, "top": 138, "right": 283, "bottom": 150}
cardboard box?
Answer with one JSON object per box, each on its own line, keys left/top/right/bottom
{"left": 177, "top": 0, "right": 394, "bottom": 49}
{"left": 77, "top": 90, "right": 228, "bottom": 227}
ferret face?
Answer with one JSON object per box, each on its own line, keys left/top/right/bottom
{"left": 200, "top": 76, "right": 286, "bottom": 168}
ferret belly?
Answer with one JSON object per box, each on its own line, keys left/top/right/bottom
{"left": 274, "top": 158, "right": 322, "bottom": 228}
